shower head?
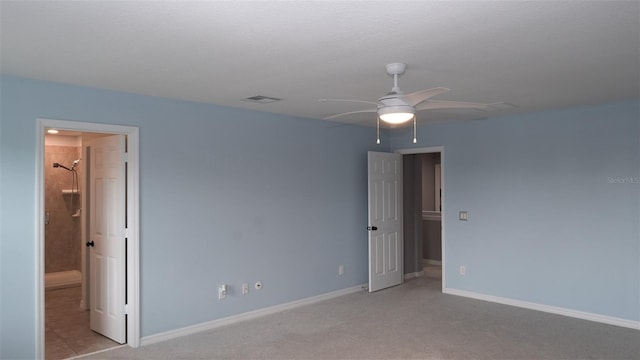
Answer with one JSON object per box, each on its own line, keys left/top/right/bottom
{"left": 53, "top": 162, "right": 73, "bottom": 171}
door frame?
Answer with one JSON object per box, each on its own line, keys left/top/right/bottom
{"left": 36, "top": 119, "right": 140, "bottom": 357}
{"left": 395, "top": 146, "right": 445, "bottom": 292}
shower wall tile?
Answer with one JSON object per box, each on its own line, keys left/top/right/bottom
{"left": 45, "top": 145, "right": 82, "bottom": 273}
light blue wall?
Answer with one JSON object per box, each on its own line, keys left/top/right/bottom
{"left": 0, "top": 76, "right": 388, "bottom": 359}
{"left": 2, "top": 75, "right": 637, "bottom": 358}
{"left": 391, "top": 101, "right": 640, "bottom": 321}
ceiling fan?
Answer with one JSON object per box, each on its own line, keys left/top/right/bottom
{"left": 320, "top": 63, "right": 499, "bottom": 143}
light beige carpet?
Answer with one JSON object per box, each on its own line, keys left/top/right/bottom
{"left": 81, "top": 274, "right": 639, "bottom": 359}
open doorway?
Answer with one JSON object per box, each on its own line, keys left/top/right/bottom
{"left": 418, "top": 152, "right": 442, "bottom": 282}
{"left": 36, "top": 119, "right": 140, "bottom": 359}
{"left": 399, "top": 146, "right": 445, "bottom": 291}
{"left": 44, "top": 131, "right": 119, "bottom": 358}
{"left": 44, "top": 130, "right": 126, "bottom": 358}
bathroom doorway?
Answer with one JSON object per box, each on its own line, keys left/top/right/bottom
{"left": 36, "top": 119, "right": 140, "bottom": 359}
{"left": 44, "top": 131, "right": 122, "bottom": 358}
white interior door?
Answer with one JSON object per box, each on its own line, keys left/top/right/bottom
{"left": 88, "top": 134, "right": 126, "bottom": 343}
{"left": 368, "top": 151, "right": 403, "bottom": 292}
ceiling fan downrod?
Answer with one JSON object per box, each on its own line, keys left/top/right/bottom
{"left": 385, "top": 63, "right": 406, "bottom": 94}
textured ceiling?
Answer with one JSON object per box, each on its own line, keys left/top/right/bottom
{"left": 1, "top": 1, "right": 638, "bottom": 127}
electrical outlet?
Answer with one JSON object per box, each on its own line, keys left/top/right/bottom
{"left": 242, "top": 283, "right": 249, "bottom": 295}
{"left": 459, "top": 266, "right": 466, "bottom": 276}
{"left": 338, "top": 264, "right": 345, "bottom": 275}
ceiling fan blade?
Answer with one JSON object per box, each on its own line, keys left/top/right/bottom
{"left": 416, "top": 99, "right": 495, "bottom": 111}
{"left": 399, "top": 87, "right": 451, "bottom": 106}
{"left": 323, "top": 108, "right": 377, "bottom": 120}
{"left": 319, "top": 98, "right": 379, "bottom": 106}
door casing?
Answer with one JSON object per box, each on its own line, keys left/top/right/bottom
{"left": 36, "top": 119, "right": 140, "bottom": 358}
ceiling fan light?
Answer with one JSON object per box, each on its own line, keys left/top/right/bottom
{"left": 378, "top": 106, "right": 415, "bottom": 124}
{"left": 380, "top": 112, "right": 414, "bottom": 124}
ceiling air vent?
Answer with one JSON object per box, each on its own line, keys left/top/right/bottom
{"left": 242, "top": 95, "right": 282, "bottom": 104}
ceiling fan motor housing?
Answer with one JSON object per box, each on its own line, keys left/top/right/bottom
{"left": 379, "top": 104, "right": 414, "bottom": 115}
{"left": 385, "top": 62, "right": 407, "bottom": 76}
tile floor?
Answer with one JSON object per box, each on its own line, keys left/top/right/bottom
{"left": 46, "top": 286, "right": 119, "bottom": 359}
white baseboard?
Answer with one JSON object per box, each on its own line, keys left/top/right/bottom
{"left": 45, "top": 270, "right": 81, "bottom": 290}
{"left": 423, "top": 259, "right": 442, "bottom": 266}
{"left": 404, "top": 270, "right": 425, "bottom": 279}
{"left": 67, "top": 345, "right": 127, "bottom": 359}
{"left": 444, "top": 288, "right": 640, "bottom": 330}
{"left": 141, "top": 284, "right": 366, "bottom": 346}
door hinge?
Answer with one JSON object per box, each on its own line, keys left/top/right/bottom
{"left": 124, "top": 304, "right": 130, "bottom": 314}
{"left": 123, "top": 152, "right": 129, "bottom": 162}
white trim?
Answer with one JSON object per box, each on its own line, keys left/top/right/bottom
{"left": 126, "top": 127, "right": 141, "bottom": 347}
{"left": 423, "top": 259, "right": 442, "bottom": 266}
{"left": 36, "top": 119, "right": 141, "bottom": 358}
{"left": 404, "top": 270, "right": 425, "bottom": 279}
{"left": 395, "top": 146, "right": 444, "bottom": 155}
{"left": 395, "top": 146, "right": 446, "bottom": 293}
{"left": 66, "top": 345, "right": 127, "bottom": 359}
{"left": 36, "top": 123, "right": 46, "bottom": 359}
{"left": 141, "top": 285, "right": 365, "bottom": 346}
{"left": 444, "top": 288, "right": 640, "bottom": 330}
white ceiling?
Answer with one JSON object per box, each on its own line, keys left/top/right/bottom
{"left": 1, "top": 1, "right": 638, "bottom": 127}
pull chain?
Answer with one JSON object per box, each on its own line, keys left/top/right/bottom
{"left": 412, "top": 115, "right": 417, "bottom": 143}
{"left": 376, "top": 115, "right": 416, "bottom": 144}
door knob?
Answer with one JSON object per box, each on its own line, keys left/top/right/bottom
{"left": 367, "top": 226, "right": 378, "bottom": 231}
{"left": 86, "top": 240, "right": 95, "bottom": 247}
